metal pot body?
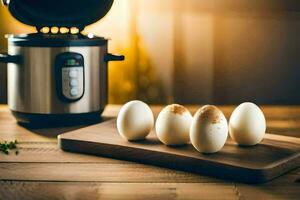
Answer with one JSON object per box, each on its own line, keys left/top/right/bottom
{"left": 8, "top": 45, "right": 108, "bottom": 115}
{"left": 0, "top": 34, "right": 124, "bottom": 124}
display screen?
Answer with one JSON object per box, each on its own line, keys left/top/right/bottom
{"left": 66, "top": 59, "right": 78, "bottom": 66}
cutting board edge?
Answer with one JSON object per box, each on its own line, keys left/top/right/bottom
{"left": 58, "top": 136, "right": 300, "bottom": 184}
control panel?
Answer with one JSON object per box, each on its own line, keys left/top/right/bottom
{"left": 55, "top": 52, "right": 84, "bottom": 102}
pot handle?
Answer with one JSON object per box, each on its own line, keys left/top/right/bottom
{"left": 104, "top": 53, "right": 125, "bottom": 62}
{"left": 0, "top": 53, "right": 21, "bottom": 64}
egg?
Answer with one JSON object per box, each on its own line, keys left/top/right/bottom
{"left": 117, "top": 100, "right": 154, "bottom": 141}
{"left": 229, "top": 102, "right": 266, "bottom": 146}
{"left": 190, "top": 105, "right": 228, "bottom": 153}
{"left": 155, "top": 104, "right": 193, "bottom": 145}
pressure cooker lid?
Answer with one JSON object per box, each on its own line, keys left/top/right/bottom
{"left": 3, "top": 0, "right": 114, "bottom": 31}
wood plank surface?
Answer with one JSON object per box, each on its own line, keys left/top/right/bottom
{"left": 0, "top": 105, "right": 300, "bottom": 200}
{"left": 0, "top": 181, "right": 238, "bottom": 200}
{"left": 0, "top": 142, "right": 121, "bottom": 163}
{"left": 0, "top": 162, "right": 224, "bottom": 183}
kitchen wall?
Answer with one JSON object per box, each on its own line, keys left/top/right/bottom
{"left": 1, "top": 0, "right": 300, "bottom": 104}
{"left": 214, "top": 13, "right": 300, "bottom": 105}
{"left": 131, "top": 0, "right": 300, "bottom": 105}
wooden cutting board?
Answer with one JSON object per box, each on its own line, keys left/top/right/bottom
{"left": 58, "top": 119, "right": 300, "bottom": 184}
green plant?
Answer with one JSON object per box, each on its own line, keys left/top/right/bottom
{"left": 0, "top": 140, "right": 18, "bottom": 155}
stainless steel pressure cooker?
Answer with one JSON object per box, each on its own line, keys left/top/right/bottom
{"left": 0, "top": 0, "right": 124, "bottom": 124}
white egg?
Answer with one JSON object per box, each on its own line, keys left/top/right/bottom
{"left": 229, "top": 102, "right": 266, "bottom": 146}
{"left": 190, "top": 105, "right": 228, "bottom": 153}
{"left": 117, "top": 100, "right": 154, "bottom": 141}
{"left": 155, "top": 104, "right": 193, "bottom": 145}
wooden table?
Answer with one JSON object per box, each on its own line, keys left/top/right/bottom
{"left": 0, "top": 105, "right": 299, "bottom": 200}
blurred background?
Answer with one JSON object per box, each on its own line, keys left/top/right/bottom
{"left": 1, "top": 0, "right": 300, "bottom": 105}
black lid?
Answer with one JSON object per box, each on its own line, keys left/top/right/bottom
{"left": 3, "top": 0, "right": 114, "bottom": 31}
{"left": 6, "top": 33, "right": 108, "bottom": 47}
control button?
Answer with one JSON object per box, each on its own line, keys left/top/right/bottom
{"left": 70, "top": 88, "right": 78, "bottom": 96}
{"left": 69, "top": 70, "right": 78, "bottom": 78}
{"left": 70, "top": 79, "right": 78, "bottom": 87}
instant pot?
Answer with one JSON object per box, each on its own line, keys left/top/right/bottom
{"left": 0, "top": 0, "right": 124, "bottom": 124}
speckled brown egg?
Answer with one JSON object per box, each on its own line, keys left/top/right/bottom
{"left": 190, "top": 105, "right": 228, "bottom": 153}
